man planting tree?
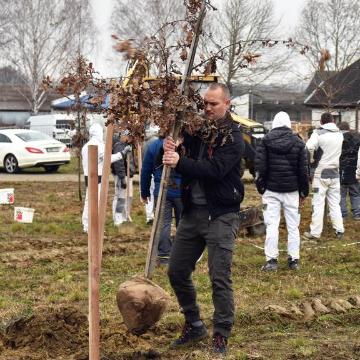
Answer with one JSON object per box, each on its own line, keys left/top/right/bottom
{"left": 163, "top": 83, "right": 245, "bottom": 355}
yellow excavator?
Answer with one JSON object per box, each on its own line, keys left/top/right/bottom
{"left": 231, "top": 114, "right": 266, "bottom": 177}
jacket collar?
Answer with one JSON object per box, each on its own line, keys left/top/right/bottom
{"left": 321, "top": 122, "right": 339, "bottom": 132}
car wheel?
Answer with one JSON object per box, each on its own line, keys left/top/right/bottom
{"left": 44, "top": 165, "right": 59, "bottom": 173}
{"left": 4, "top": 154, "right": 19, "bottom": 174}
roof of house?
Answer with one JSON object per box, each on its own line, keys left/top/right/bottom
{"left": 0, "top": 85, "right": 60, "bottom": 112}
{"left": 304, "top": 59, "right": 360, "bottom": 107}
{"left": 232, "top": 84, "right": 308, "bottom": 105}
{"left": 304, "top": 71, "right": 337, "bottom": 95}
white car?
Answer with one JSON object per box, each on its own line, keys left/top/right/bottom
{"left": 0, "top": 129, "right": 71, "bottom": 173}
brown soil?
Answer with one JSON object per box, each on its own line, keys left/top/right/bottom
{"left": 0, "top": 305, "right": 88, "bottom": 359}
{"left": 0, "top": 305, "right": 166, "bottom": 360}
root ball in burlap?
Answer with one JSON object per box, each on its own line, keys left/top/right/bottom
{"left": 116, "top": 276, "right": 170, "bottom": 335}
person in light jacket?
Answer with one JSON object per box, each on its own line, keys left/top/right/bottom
{"left": 303, "top": 113, "right": 344, "bottom": 240}
{"left": 81, "top": 123, "right": 131, "bottom": 233}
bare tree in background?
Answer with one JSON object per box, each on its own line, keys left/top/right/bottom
{"left": 0, "top": 0, "right": 10, "bottom": 47}
{"left": 111, "top": 0, "right": 184, "bottom": 43}
{"left": 201, "top": 0, "right": 289, "bottom": 93}
{"left": 3, "top": 0, "right": 95, "bottom": 114}
{"left": 111, "top": 0, "right": 185, "bottom": 73}
{"left": 297, "top": 0, "right": 360, "bottom": 72}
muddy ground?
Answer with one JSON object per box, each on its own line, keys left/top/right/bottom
{"left": 0, "top": 181, "right": 359, "bottom": 359}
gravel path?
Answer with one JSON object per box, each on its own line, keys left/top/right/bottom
{"left": 0, "top": 173, "right": 143, "bottom": 182}
{"left": 0, "top": 173, "right": 85, "bottom": 182}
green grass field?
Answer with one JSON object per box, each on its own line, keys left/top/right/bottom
{"left": 0, "top": 180, "right": 359, "bottom": 359}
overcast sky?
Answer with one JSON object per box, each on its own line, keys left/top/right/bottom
{"left": 90, "top": 0, "right": 307, "bottom": 78}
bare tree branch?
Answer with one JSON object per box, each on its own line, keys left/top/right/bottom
{"left": 0, "top": 0, "right": 11, "bottom": 47}
{"left": 296, "top": 0, "right": 360, "bottom": 71}
{"left": 3, "top": 0, "right": 96, "bottom": 113}
{"left": 200, "top": 0, "right": 292, "bottom": 92}
{"left": 111, "top": 0, "right": 186, "bottom": 73}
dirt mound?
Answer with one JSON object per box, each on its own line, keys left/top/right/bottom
{"left": 1, "top": 305, "right": 88, "bottom": 357}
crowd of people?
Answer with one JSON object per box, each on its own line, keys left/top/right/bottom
{"left": 80, "top": 83, "right": 360, "bottom": 355}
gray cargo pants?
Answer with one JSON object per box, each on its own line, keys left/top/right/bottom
{"left": 168, "top": 205, "right": 240, "bottom": 337}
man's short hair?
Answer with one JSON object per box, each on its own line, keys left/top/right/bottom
{"left": 207, "top": 83, "right": 231, "bottom": 100}
{"left": 338, "top": 121, "right": 350, "bottom": 131}
{"left": 320, "top": 112, "right": 334, "bottom": 124}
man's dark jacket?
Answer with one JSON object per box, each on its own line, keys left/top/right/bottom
{"left": 175, "top": 113, "right": 245, "bottom": 219}
{"left": 340, "top": 131, "right": 360, "bottom": 185}
{"left": 254, "top": 126, "right": 309, "bottom": 197}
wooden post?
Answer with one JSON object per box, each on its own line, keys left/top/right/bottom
{"left": 137, "top": 141, "right": 143, "bottom": 201}
{"left": 126, "top": 152, "right": 131, "bottom": 221}
{"left": 98, "top": 122, "right": 114, "bottom": 264}
{"left": 97, "top": 62, "right": 139, "bottom": 260}
{"left": 88, "top": 145, "right": 100, "bottom": 360}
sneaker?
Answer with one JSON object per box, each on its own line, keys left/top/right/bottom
{"left": 335, "top": 231, "right": 344, "bottom": 239}
{"left": 353, "top": 216, "right": 360, "bottom": 221}
{"left": 170, "top": 321, "right": 208, "bottom": 348}
{"left": 212, "top": 333, "right": 228, "bottom": 355}
{"left": 146, "top": 218, "right": 154, "bottom": 225}
{"left": 302, "top": 231, "right": 320, "bottom": 241}
{"left": 288, "top": 257, "right": 300, "bottom": 270}
{"left": 157, "top": 256, "right": 170, "bottom": 265}
{"left": 261, "top": 258, "right": 278, "bottom": 272}
{"left": 114, "top": 213, "right": 125, "bottom": 226}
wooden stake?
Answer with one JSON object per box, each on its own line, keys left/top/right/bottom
{"left": 88, "top": 145, "right": 100, "bottom": 360}
{"left": 97, "top": 62, "right": 139, "bottom": 260}
{"left": 98, "top": 122, "right": 114, "bottom": 264}
{"left": 137, "top": 141, "right": 143, "bottom": 202}
{"left": 144, "top": 165, "right": 170, "bottom": 278}
{"left": 126, "top": 152, "right": 131, "bottom": 221}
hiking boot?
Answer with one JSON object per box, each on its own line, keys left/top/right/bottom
{"left": 335, "top": 231, "right": 344, "bottom": 239}
{"left": 170, "top": 321, "right": 208, "bottom": 348}
{"left": 261, "top": 258, "right": 278, "bottom": 272}
{"left": 288, "top": 257, "right": 300, "bottom": 270}
{"left": 302, "top": 231, "right": 320, "bottom": 241}
{"left": 212, "top": 333, "right": 228, "bottom": 355}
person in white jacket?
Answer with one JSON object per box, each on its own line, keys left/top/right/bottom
{"left": 81, "top": 123, "right": 131, "bottom": 233}
{"left": 303, "top": 113, "right": 344, "bottom": 240}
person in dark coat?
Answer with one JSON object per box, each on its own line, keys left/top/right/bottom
{"left": 112, "top": 130, "right": 135, "bottom": 225}
{"left": 339, "top": 122, "right": 360, "bottom": 220}
{"left": 163, "top": 83, "right": 245, "bottom": 355}
{"left": 141, "top": 137, "right": 183, "bottom": 263}
{"left": 255, "top": 111, "right": 309, "bottom": 271}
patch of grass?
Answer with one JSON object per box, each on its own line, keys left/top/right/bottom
{"left": 285, "top": 287, "right": 304, "bottom": 300}
{"left": 58, "top": 155, "right": 81, "bottom": 174}
{"left": 289, "top": 337, "right": 317, "bottom": 357}
{"left": 0, "top": 181, "right": 360, "bottom": 359}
